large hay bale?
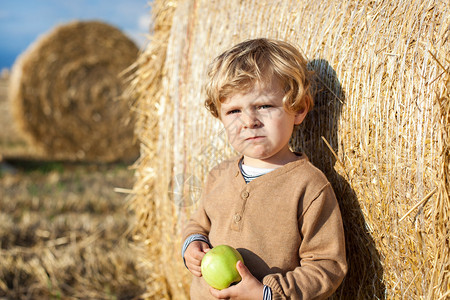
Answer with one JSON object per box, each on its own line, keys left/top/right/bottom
{"left": 9, "top": 20, "right": 139, "bottom": 162}
{"left": 129, "top": 0, "right": 449, "bottom": 299}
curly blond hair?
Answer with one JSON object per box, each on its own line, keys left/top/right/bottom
{"left": 204, "top": 38, "right": 313, "bottom": 118}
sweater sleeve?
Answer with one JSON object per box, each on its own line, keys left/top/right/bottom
{"left": 182, "top": 204, "right": 211, "bottom": 242}
{"left": 181, "top": 173, "right": 212, "bottom": 242}
{"left": 262, "top": 184, "right": 347, "bottom": 300}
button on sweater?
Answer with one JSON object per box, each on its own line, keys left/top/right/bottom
{"left": 182, "top": 153, "right": 347, "bottom": 299}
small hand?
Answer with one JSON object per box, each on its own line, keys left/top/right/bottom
{"left": 184, "top": 241, "right": 210, "bottom": 277}
{"left": 209, "top": 261, "right": 264, "bottom": 300}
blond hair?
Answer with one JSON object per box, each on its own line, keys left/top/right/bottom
{"left": 204, "top": 38, "right": 313, "bottom": 118}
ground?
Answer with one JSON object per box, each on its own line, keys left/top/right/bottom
{"left": 0, "top": 74, "right": 148, "bottom": 299}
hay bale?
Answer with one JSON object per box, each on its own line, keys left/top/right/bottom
{"left": 129, "top": 0, "right": 449, "bottom": 299}
{"left": 9, "top": 20, "right": 139, "bottom": 162}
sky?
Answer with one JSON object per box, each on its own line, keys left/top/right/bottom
{"left": 0, "top": 0, "right": 152, "bottom": 70}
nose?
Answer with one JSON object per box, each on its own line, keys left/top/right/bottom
{"left": 241, "top": 109, "right": 261, "bottom": 129}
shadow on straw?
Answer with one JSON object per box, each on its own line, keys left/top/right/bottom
{"left": 292, "top": 59, "right": 386, "bottom": 298}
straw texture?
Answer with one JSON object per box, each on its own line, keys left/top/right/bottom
{"left": 129, "top": 0, "right": 450, "bottom": 298}
{"left": 9, "top": 21, "right": 139, "bottom": 162}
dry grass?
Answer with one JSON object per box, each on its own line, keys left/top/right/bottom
{"left": 1, "top": 73, "right": 147, "bottom": 299}
{"left": 129, "top": 0, "right": 450, "bottom": 299}
{"left": 9, "top": 20, "right": 140, "bottom": 163}
{"left": 0, "top": 160, "right": 149, "bottom": 299}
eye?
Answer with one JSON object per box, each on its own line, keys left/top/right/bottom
{"left": 258, "top": 104, "right": 272, "bottom": 110}
{"left": 226, "top": 109, "right": 241, "bottom": 115}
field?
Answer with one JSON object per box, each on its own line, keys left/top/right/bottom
{"left": 0, "top": 74, "right": 148, "bottom": 299}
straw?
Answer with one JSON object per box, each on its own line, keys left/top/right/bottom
{"left": 8, "top": 20, "right": 140, "bottom": 162}
{"left": 128, "top": 0, "right": 450, "bottom": 298}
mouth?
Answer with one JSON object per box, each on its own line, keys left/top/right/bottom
{"left": 245, "top": 136, "right": 265, "bottom": 141}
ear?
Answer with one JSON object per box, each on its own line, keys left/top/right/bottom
{"left": 294, "top": 101, "right": 310, "bottom": 125}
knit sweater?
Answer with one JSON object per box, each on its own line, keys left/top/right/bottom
{"left": 182, "top": 154, "right": 347, "bottom": 299}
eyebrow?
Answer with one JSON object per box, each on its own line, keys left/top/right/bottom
{"left": 221, "top": 105, "right": 241, "bottom": 113}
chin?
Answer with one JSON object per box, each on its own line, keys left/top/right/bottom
{"left": 243, "top": 153, "right": 272, "bottom": 161}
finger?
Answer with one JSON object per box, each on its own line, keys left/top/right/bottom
{"left": 209, "top": 286, "right": 230, "bottom": 299}
{"left": 187, "top": 263, "right": 201, "bottom": 272}
{"left": 201, "top": 243, "right": 211, "bottom": 253}
{"left": 186, "top": 258, "right": 201, "bottom": 269}
{"left": 236, "top": 260, "right": 250, "bottom": 278}
{"left": 186, "top": 256, "right": 202, "bottom": 268}
{"left": 187, "top": 264, "right": 202, "bottom": 277}
{"left": 192, "top": 250, "right": 206, "bottom": 261}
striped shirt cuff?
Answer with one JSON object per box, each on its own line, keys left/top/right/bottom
{"left": 263, "top": 285, "right": 272, "bottom": 300}
{"left": 181, "top": 234, "right": 212, "bottom": 267}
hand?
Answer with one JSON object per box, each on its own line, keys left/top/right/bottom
{"left": 184, "top": 240, "right": 211, "bottom": 277}
{"left": 209, "top": 261, "right": 264, "bottom": 300}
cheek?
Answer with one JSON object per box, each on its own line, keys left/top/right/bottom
{"left": 224, "top": 115, "right": 243, "bottom": 129}
{"left": 273, "top": 118, "right": 295, "bottom": 137}
{"left": 227, "top": 127, "right": 241, "bottom": 141}
{"left": 221, "top": 119, "right": 239, "bottom": 138}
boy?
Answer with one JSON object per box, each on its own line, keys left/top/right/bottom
{"left": 182, "top": 38, "right": 347, "bottom": 299}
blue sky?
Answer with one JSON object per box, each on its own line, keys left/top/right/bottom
{"left": 0, "top": 0, "right": 152, "bottom": 70}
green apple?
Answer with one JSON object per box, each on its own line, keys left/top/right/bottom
{"left": 201, "top": 244, "right": 244, "bottom": 290}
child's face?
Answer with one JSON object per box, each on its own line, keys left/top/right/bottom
{"left": 219, "top": 79, "right": 307, "bottom": 168}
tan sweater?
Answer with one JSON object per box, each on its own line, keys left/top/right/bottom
{"left": 182, "top": 154, "right": 347, "bottom": 299}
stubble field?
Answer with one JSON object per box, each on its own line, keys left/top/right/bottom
{"left": 0, "top": 75, "right": 148, "bottom": 299}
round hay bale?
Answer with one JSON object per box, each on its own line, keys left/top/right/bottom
{"left": 9, "top": 20, "right": 139, "bottom": 162}
{"left": 129, "top": 0, "right": 449, "bottom": 299}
